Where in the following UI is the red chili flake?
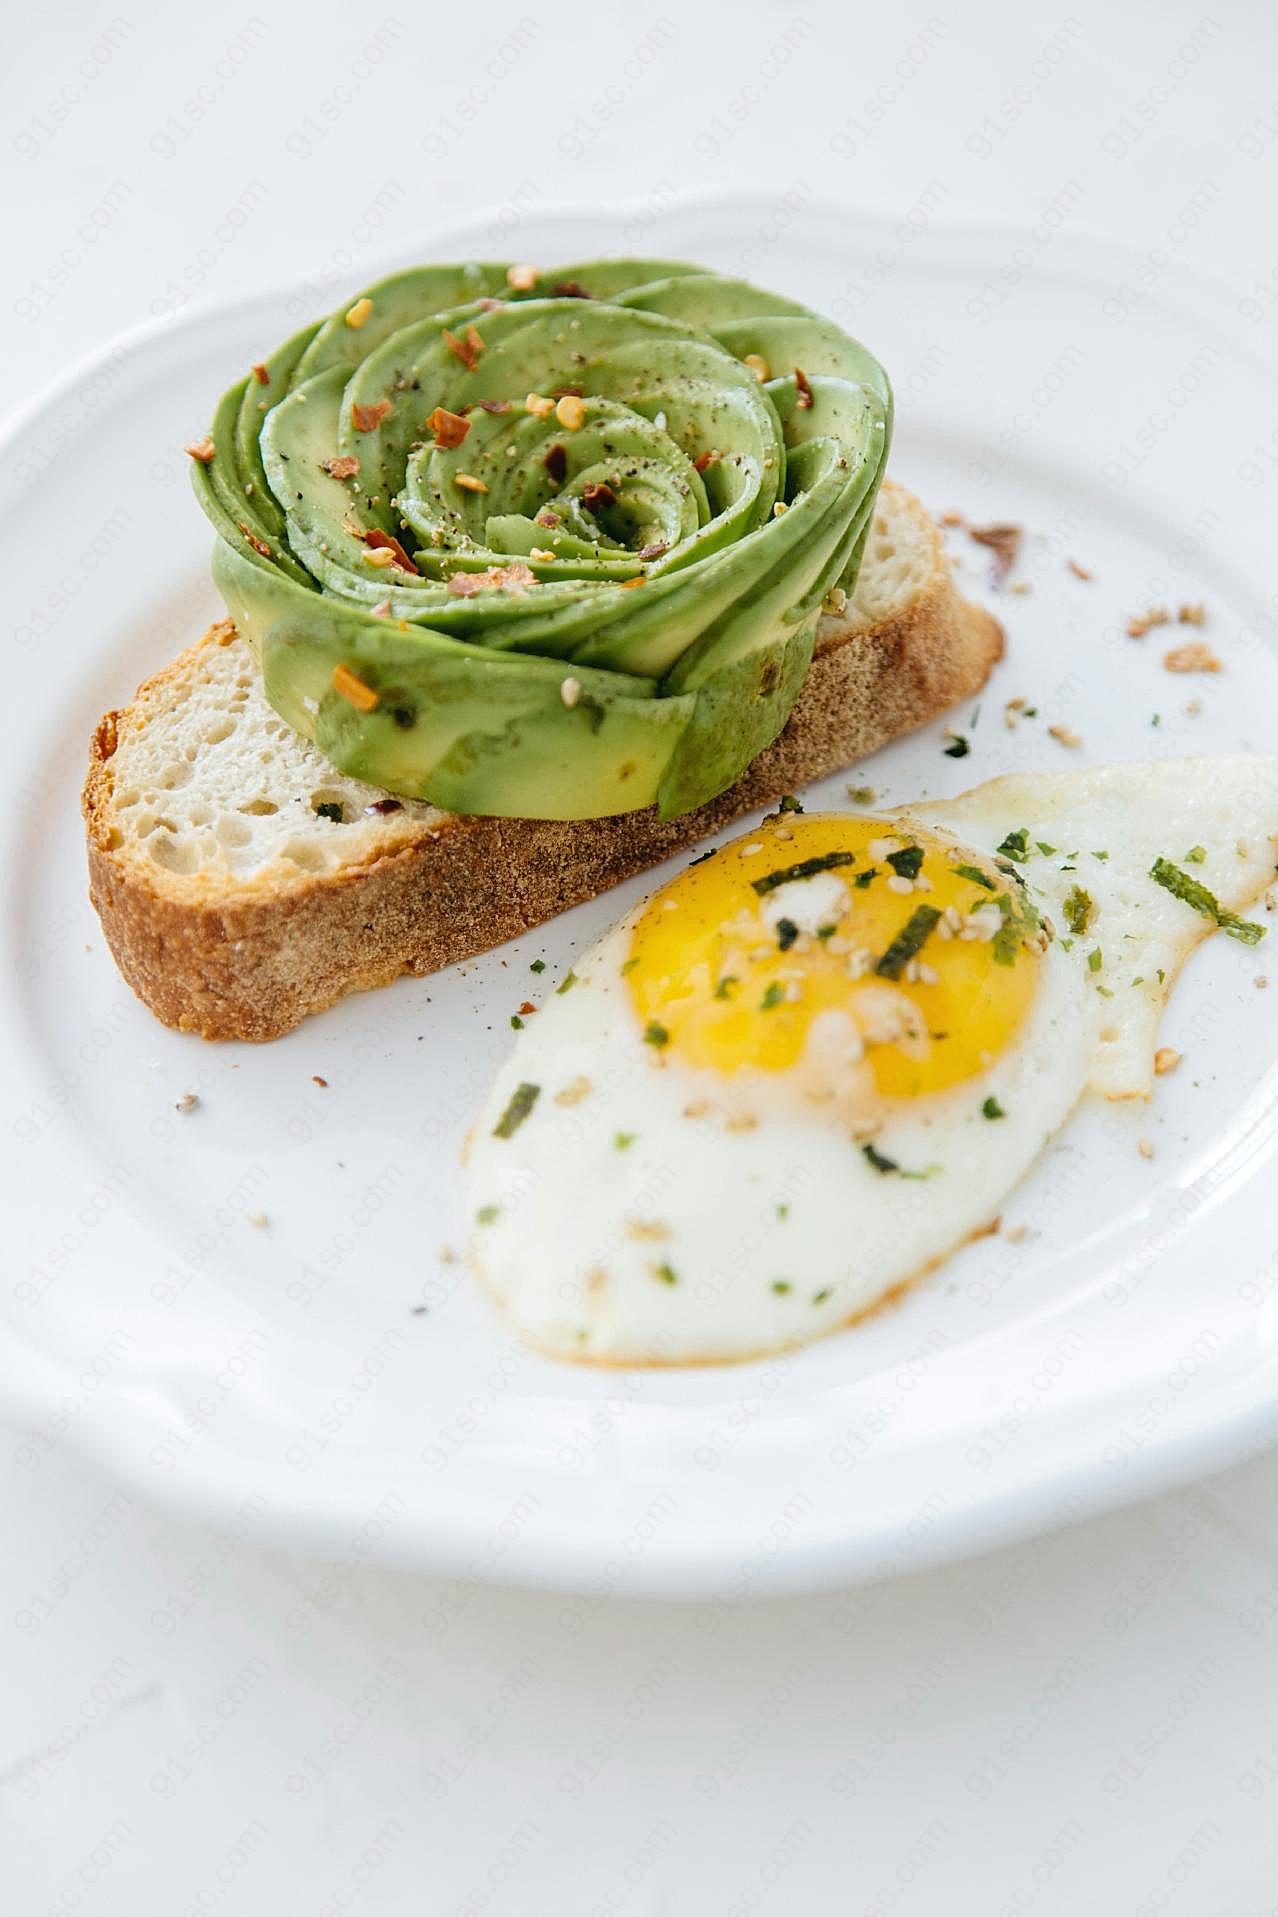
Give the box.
[442,325,484,370]
[551,280,591,299]
[550,383,584,399]
[238,522,272,557]
[426,406,472,449]
[794,366,813,410]
[582,481,618,511]
[693,449,720,473]
[251,362,270,385]
[518,1001,537,1016]
[366,798,404,814]
[322,454,361,480]
[637,541,668,562]
[351,399,392,432]
[477,397,513,414]
[543,443,568,482]
[969,522,1023,586]
[362,528,420,574]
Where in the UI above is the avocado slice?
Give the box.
[192,257,892,819]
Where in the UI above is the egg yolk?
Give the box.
[626,812,1044,1099]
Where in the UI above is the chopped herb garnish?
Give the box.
[529,958,546,973]
[713,975,739,1000]
[314,801,343,823]
[557,970,578,994]
[1092,850,1110,862]
[760,981,785,1011]
[1184,845,1206,864]
[816,923,837,941]
[887,846,925,880]
[644,1021,670,1047]
[771,1280,792,1295]
[776,1202,790,1221]
[752,850,855,895]
[876,905,942,980]
[614,1132,636,1151]
[510,1014,525,1029]
[955,863,995,890]
[847,785,875,805]
[997,828,1030,863]
[1156,968,1166,983]
[776,917,800,952]
[944,734,970,758]
[854,867,878,888]
[1087,947,1103,973]
[861,1141,934,1179]
[1063,885,1094,935]
[992,891,1041,966]
[777,793,804,814]
[621,956,639,975]
[1150,857,1266,944]
[476,1204,500,1224]
[982,1096,1006,1120]
[653,1261,678,1285]
[1036,841,1057,856]
[812,1287,832,1305]
[492,1081,539,1139]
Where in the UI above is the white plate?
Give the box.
[5,196,1278,1598]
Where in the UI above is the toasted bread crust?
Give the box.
[84,520,1002,1041]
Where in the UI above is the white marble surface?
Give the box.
[6,2,1278,1910]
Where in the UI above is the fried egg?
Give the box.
[468,758,1278,1364]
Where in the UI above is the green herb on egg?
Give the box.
[752,851,855,896]
[876,905,942,980]
[492,1081,539,1139]
[1150,857,1266,944]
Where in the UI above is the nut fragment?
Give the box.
[427,406,471,448]
[345,296,373,329]
[185,437,216,462]
[555,393,586,430]
[453,472,488,494]
[1127,607,1170,638]
[742,353,770,382]
[1164,642,1222,673]
[1154,1047,1181,1076]
[525,392,555,417]
[1177,601,1207,625]
[506,263,539,291]
[351,399,392,432]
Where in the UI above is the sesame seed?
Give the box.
[453,473,488,493]
[886,874,915,894]
[560,676,582,708]
[1137,1138,1154,1160]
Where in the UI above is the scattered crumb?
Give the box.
[1003,696,1031,731]
[1185,698,1202,715]
[1127,607,1171,638]
[1048,724,1083,749]
[846,785,876,805]
[938,509,964,527]
[1008,579,1032,596]
[1066,558,1093,580]
[439,1245,456,1264]
[1164,642,1223,673]
[1154,1047,1181,1076]
[1005,1223,1032,1244]
[246,1211,269,1229]
[1257,976,1270,991]
[175,1092,200,1114]
[968,522,1022,586]
[1177,601,1207,625]
[1137,1139,1155,1160]
[411,1304,430,1316]
[312,1075,328,1088]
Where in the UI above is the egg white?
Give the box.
[468,757,1278,1364]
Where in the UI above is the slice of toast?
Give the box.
[84,481,1001,1040]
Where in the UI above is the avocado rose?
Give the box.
[191,259,892,819]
